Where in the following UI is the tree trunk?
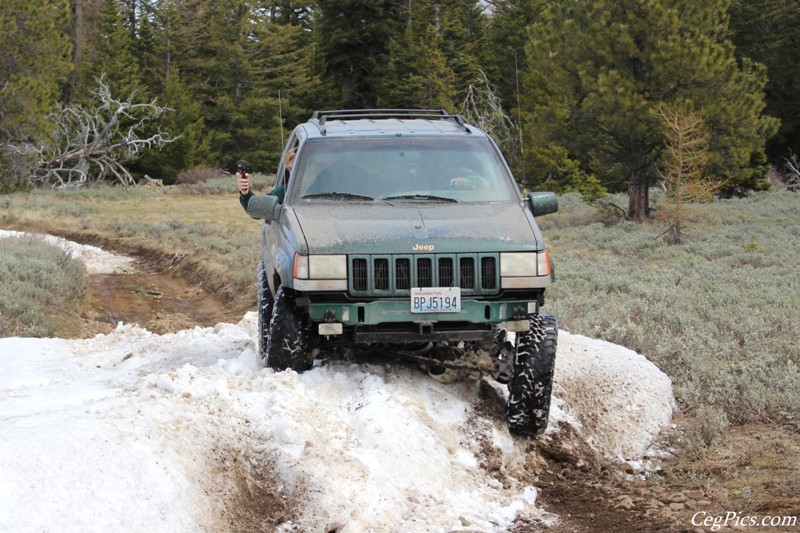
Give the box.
[627,169,650,221]
[627,137,650,221]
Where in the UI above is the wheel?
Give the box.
[264,286,312,372]
[257,261,274,363]
[507,313,558,437]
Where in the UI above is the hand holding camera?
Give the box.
[236,160,250,194]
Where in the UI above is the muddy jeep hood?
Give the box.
[290,203,543,255]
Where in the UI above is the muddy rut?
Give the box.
[62,257,242,338]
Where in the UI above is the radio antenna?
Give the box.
[278,89,285,148]
[515,52,525,185]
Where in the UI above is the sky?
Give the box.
[0,233,675,532]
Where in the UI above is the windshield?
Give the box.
[290,137,519,203]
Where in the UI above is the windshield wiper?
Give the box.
[302,191,376,201]
[381,194,459,203]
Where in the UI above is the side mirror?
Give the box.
[527,192,558,217]
[247,195,282,221]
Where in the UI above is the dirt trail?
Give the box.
[55,257,242,338]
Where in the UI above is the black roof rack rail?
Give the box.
[309,109,469,135]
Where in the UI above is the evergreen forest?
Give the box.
[1,0,798,219]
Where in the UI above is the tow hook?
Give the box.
[418,321,434,335]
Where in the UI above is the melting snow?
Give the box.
[0,229,134,274]
[0,316,674,532]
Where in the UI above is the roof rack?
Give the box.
[309,109,469,135]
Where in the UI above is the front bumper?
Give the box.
[307,298,539,326]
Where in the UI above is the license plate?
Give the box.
[410,287,461,313]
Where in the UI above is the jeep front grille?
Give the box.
[374,258,389,290]
[348,254,499,296]
[481,256,497,290]
[396,258,411,290]
[439,258,454,287]
[417,258,433,287]
[352,258,368,291]
[460,257,475,288]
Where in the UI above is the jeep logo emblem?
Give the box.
[412,244,435,252]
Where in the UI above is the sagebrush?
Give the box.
[0,237,87,337]
[542,192,800,425]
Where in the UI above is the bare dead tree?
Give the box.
[785,153,800,191]
[460,69,521,174]
[4,76,177,189]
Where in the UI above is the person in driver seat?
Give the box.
[237,147,297,212]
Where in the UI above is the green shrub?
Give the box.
[0,237,87,337]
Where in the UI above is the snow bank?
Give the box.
[0,230,134,274]
[553,331,676,459]
[0,314,673,532]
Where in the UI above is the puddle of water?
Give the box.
[75,265,243,337]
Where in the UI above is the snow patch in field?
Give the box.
[554,331,676,459]
[0,229,134,274]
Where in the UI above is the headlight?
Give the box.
[500,251,552,289]
[309,255,347,279]
[294,254,347,280]
[500,252,538,277]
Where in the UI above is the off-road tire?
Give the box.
[257,261,274,363]
[507,313,558,437]
[264,286,312,372]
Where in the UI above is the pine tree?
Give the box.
[316,0,404,107]
[435,0,485,101]
[377,23,456,111]
[729,0,800,161]
[0,0,72,143]
[0,0,72,190]
[521,0,778,221]
[161,0,254,168]
[69,0,103,98]
[377,28,421,108]
[77,0,142,101]
[136,2,160,92]
[267,0,316,26]
[251,21,319,132]
[149,0,188,85]
[399,0,485,106]
[132,66,211,182]
[408,24,456,110]
[484,0,544,116]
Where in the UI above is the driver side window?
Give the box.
[274,138,300,197]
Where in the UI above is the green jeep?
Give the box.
[246,110,559,436]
